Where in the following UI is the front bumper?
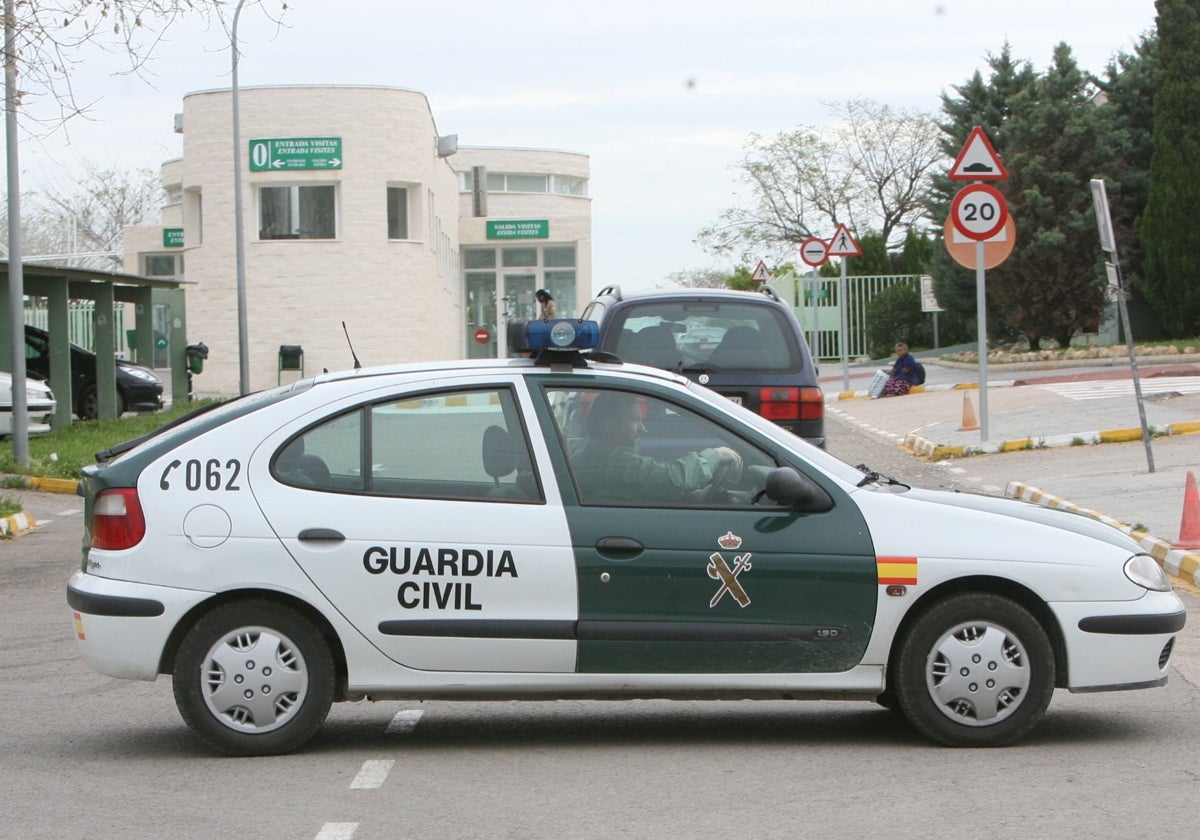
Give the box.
[1052,588,1186,691]
[67,571,212,681]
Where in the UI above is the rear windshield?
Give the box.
[606,301,800,372]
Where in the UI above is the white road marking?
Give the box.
[1038,377,1200,401]
[315,824,357,840]
[350,759,395,790]
[386,708,425,733]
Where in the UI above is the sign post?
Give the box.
[799,237,830,364]
[1091,178,1154,472]
[826,224,861,391]
[947,125,1011,442]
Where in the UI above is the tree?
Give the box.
[986,43,1114,349]
[12,165,163,268]
[1097,32,1160,334]
[927,45,1037,343]
[1138,0,1200,337]
[697,100,944,265]
[5,2,286,132]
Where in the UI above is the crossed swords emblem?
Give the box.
[707,551,752,608]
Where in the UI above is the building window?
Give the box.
[259,185,336,239]
[504,174,548,192]
[144,254,182,277]
[387,186,409,239]
[552,176,587,196]
[502,247,538,268]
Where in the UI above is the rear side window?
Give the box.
[273,387,542,503]
[607,301,799,372]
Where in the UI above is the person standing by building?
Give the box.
[535,289,557,320]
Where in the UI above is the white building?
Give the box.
[124,84,591,396]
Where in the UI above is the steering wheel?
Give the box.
[703,459,735,503]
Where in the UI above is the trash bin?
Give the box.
[185,342,209,375]
[278,345,304,383]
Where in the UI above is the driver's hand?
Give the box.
[715,447,743,480]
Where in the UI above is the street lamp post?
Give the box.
[232,0,250,394]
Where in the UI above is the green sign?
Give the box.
[486,219,549,240]
[163,228,184,248]
[249,137,343,171]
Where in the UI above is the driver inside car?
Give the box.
[569,391,742,503]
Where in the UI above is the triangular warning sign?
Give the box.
[827,224,861,257]
[750,260,771,283]
[949,126,1009,181]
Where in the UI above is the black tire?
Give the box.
[894,593,1055,747]
[76,385,99,421]
[172,601,334,756]
[75,384,126,420]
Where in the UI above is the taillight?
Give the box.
[91,488,146,550]
[759,386,824,421]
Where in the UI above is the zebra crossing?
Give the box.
[1036,376,1200,401]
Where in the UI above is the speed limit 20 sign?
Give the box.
[950,183,1009,241]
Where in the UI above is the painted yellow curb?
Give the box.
[28,476,81,494]
[0,511,37,537]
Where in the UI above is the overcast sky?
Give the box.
[8,0,1159,293]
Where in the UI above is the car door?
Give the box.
[532,379,877,675]
[251,376,579,673]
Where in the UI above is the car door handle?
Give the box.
[298,528,345,542]
[596,537,643,558]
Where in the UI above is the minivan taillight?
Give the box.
[759,386,824,421]
[91,488,146,550]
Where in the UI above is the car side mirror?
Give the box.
[764,466,834,512]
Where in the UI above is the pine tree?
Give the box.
[1138,0,1200,337]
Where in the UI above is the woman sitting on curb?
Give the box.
[883,341,921,397]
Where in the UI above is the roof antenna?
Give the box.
[343,321,362,370]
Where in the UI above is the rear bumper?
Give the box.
[67,570,211,681]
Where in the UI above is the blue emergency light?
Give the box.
[508,318,600,357]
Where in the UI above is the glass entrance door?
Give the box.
[499,273,537,356]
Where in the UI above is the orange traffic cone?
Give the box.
[1173,471,1200,550]
[958,393,980,432]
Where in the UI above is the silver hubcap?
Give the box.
[201,626,308,733]
[926,620,1030,727]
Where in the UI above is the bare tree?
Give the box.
[698,99,945,265]
[6,1,287,132]
[15,164,162,267]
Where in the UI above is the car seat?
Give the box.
[708,326,766,368]
[624,325,680,369]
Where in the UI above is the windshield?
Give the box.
[608,301,798,371]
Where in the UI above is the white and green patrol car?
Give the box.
[68,320,1185,755]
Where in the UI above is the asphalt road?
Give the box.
[2,422,1199,839]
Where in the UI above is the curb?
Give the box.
[831,381,1007,402]
[1006,481,1199,588]
[0,510,38,538]
[27,476,81,494]
[903,418,1200,461]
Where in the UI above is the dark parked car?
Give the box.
[24,324,163,420]
[582,285,825,446]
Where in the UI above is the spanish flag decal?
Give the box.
[877,556,918,586]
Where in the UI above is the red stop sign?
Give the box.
[474,328,490,344]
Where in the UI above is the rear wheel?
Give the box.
[172,601,334,756]
[895,593,1055,747]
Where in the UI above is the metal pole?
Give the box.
[5,0,28,465]
[839,259,849,391]
[1113,258,1155,472]
[232,0,250,394]
[975,239,989,441]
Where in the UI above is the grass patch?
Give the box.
[0,495,21,517]
[0,400,221,480]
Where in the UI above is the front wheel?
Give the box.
[172,601,334,756]
[894,593,1055,747]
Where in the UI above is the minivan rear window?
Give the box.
[607,302,798,372]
